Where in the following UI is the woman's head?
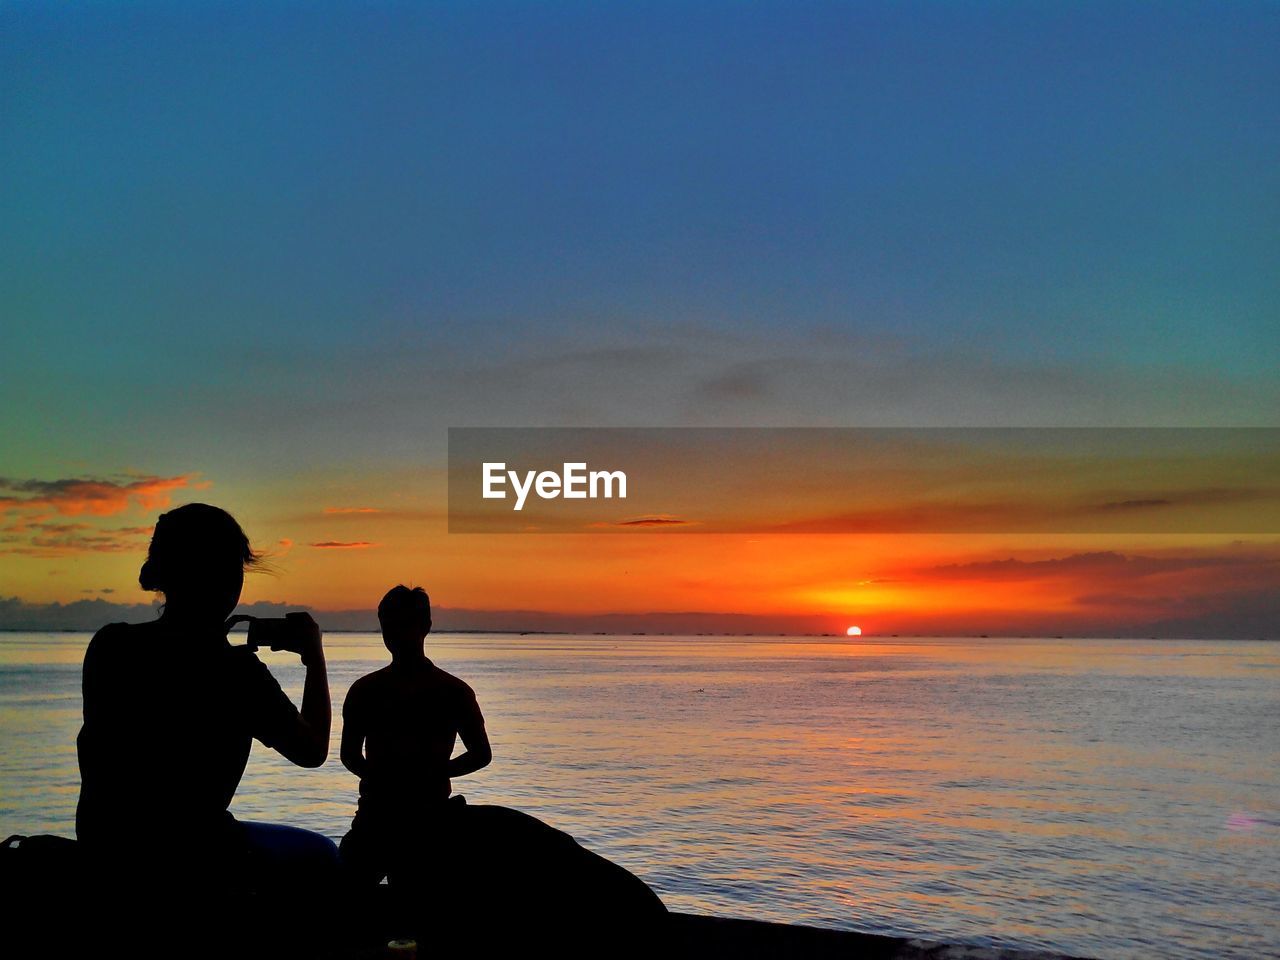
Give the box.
[140,503,259,620]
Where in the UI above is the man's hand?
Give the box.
[448,721,492,779]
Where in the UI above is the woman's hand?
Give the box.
[227,613,324,666]
[282,612,324,667]
[274,612,331,768]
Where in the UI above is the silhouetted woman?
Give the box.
[75,503,337,943]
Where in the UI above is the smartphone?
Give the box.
[246,617,294,651]
[225,614,300,652]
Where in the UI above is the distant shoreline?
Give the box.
[0,628,1273,641]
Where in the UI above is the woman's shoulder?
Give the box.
[91,620,133,637]
[82,620,161,682]
[92,617,164,636]
[85,620,152,654]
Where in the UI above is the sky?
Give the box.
[2,2,1278,635]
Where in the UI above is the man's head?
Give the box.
[378,585,432,658]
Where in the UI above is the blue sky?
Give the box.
[6,4,1277,424]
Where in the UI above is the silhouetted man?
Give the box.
[338,585,491,893]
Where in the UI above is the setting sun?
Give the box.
[846,625,862,636]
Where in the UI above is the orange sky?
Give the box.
[3,471,1277,636]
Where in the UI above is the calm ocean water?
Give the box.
[1,632,1276,959]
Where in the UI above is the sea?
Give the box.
[1,632,1276,959]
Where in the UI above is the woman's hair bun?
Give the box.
[138,557,162,592]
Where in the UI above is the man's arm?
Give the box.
[340,686,369,779]
[447,695,491,779]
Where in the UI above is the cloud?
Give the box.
[0,474,198,556]
[309,541,379,549]
[518,345,683,374]
[764,500,1050,534]
[1091,488,1272,512]
[608,515,693,527]
[0,475,195,517]
[692,363,772,402]
[189,322,1280,461]
[0,596,162,630]
[1059,583,1280,638]
[0,597,310,631]
[1142,588,1280,638]
[913,550,1271,582]
[764,485,1275,534]
[0,521,154,557]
